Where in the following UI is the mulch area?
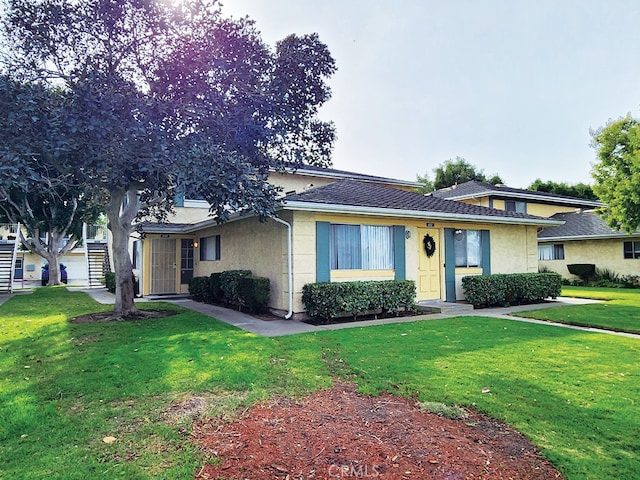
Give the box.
[192,382,563,480]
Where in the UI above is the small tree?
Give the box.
[591,115,640,233]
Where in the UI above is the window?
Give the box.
[538,244,565,260]
[200,235,221,261]
[330,224,394,270]
[454,229,482,267]
[623,241,640,259]
[505,200,526,213]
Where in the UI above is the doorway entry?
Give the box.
[417,228,441,300]
[151,238,176,294]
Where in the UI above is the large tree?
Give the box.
[0,76,102,285]
[1,0,336,317]
[591,115,640,233]
[417,157,503,192]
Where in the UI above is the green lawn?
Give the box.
[1,287,639,479]
[515,286,640,334]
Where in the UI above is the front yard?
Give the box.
[0,287,638,479]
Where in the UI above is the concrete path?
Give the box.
[2,287,638,339]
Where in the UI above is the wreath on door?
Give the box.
[423,233,436,258]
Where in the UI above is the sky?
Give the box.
[220,0,640,188]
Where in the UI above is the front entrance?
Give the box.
[417,228,441,300]
[151,238,177,294]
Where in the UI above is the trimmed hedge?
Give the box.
[462,272,562,308]
[188,270,270,313]
[302,280,417,321]
[105,271,116,293]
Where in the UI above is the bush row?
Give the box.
[302,280,417,321]
[188,270,270,313]
[462,272,562,308]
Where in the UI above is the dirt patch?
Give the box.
[193,383,563,479]
[69,309,178,323]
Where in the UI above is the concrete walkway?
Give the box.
[56,287,639,339]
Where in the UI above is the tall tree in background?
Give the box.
[1,0,336,317]
[416,157,503,192]
[591,115,640,233]
[0,76,101,285]
[527,178,597,201]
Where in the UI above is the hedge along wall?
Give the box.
[461,272,562,308]
[301,280,416,321]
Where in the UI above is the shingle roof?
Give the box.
[432,180,602,208]
[284,180,557,223]
[538,211,640,240]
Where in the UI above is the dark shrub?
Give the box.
[188,276,210,302]
[567,264,596,282]
[209,272,223,303]
[105,271,116,293]
[220,270,252,308]
[237,275,270,313]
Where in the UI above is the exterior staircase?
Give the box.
[86,242,109,288]
[0,243,15,293]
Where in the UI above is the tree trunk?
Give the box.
[106,189,138,318]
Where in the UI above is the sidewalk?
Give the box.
[64,287,640,339]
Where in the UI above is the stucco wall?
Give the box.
[194,216,288,312]
[540,238,640,278]
[490,224,539,274]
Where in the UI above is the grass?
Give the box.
[1,286,639,479]
[515,286,640,334]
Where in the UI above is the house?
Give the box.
[432,180,640,281]
[538,210,640,279]
[135,168,561,318]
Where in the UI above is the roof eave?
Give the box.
[283,201,563,226]
[276,166,421,188]
[538,232,640,242]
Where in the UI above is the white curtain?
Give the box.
[361,225,394,270]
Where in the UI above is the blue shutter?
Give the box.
[481,230,491,275]
[444,228,456,302]
[393,226,406,280]
[316,222,331,282]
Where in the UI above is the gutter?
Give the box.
[282,201,565,227]
[270,215,294,319]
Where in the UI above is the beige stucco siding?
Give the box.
[193,217,288,311]
[490,224,539,274]
[525,203,577,218]
[540,238,640,278]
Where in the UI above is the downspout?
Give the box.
[271,216,293,319]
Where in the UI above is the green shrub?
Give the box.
[209,272,223,303]
[237,276,270,313]
[188,276,210,302]
[462,272,562,308]
[219,270,252,308]
[621,275,640,289]
[302,280,417,321]
[105,271,116,293]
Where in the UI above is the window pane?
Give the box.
[553,244,565,260]
[538,245,553,261]
[624,241,633,259]
[454,230,467,267]
[200,235,220,261]
[331,224,361,269]
[466,230,482,267]
[361,225,394,270]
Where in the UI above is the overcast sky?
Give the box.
[221,0,640,188]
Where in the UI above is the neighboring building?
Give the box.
[538,210,640,279]
[135,168,561,318]
[433,180,640,281]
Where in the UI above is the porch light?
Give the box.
[192,241,199,248]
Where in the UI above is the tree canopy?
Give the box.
[416,157,504,192]
[591,115,640,233]
[0,0,337,316]
[526,179,597,201]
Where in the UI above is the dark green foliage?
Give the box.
[219,270,253,309]
[567,264,596,281]
[237,276,271,313]
[188,276,211,302]
[302,280,416,321]
[462,273,562,308]
[105,271,116,293]
[527,178,598,201]
[209,272,224,303]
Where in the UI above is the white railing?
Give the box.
[86,224,108,242]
